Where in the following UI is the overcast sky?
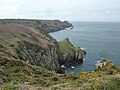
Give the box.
[0,0,120,21]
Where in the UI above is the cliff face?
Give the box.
[0,19,84,71]
[0,19,74,72]
[0,23,60,71]
[58,38,86,67]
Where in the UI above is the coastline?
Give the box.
[0,19,120,90]
[49,21,120,73]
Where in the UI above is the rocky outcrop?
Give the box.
[58,38,86,68]
[95,58,120,75]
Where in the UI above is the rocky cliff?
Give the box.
[58,38,86,67]
[0,19,85,72]
[0,23,60,71]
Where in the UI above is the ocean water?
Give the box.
[49,22,120,73]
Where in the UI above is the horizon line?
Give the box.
[0,18,120,22]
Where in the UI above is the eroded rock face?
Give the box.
[16,40,60,71]
[58,38,86,67]
[0,20,79,72]
[0,23,60,71]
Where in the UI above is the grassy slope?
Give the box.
[0,19,72,33]
[0,23,52,49]
[0,23,60,71]
[58,37,75,57]
[0,55,120,90]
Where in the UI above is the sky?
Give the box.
[0,0,120,21]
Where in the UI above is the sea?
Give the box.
[49,21,120,73]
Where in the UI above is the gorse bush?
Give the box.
[1,84,19,90]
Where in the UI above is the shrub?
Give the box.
[1,84,19,90]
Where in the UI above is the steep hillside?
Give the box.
[0,56,120,90]
[0,23,60,71]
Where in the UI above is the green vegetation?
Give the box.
[0,55,120,90]
[1,84,19,90]
[58,37,75,59]
[58,38,84,67]
[108,79,120,90]
[95,59,120,75]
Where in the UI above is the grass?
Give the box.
[58,37,75,56]
[58,37,76,65]
[108,79,120,90]
[1,84,19,90]
[58,37,84,67]
[0,53,120,90]
[0,56,55,84]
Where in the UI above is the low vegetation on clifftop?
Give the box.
[0,56,120,90]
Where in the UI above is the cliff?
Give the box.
[0,23,60,71]
[0,19,84,72]
[58,38,86,67]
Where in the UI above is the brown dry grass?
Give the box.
[0,23,54,49]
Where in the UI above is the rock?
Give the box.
[0,23,60,71]
[58,38,86,67]
[95,58,120,75]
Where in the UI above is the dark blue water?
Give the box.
[49,22,120,73]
